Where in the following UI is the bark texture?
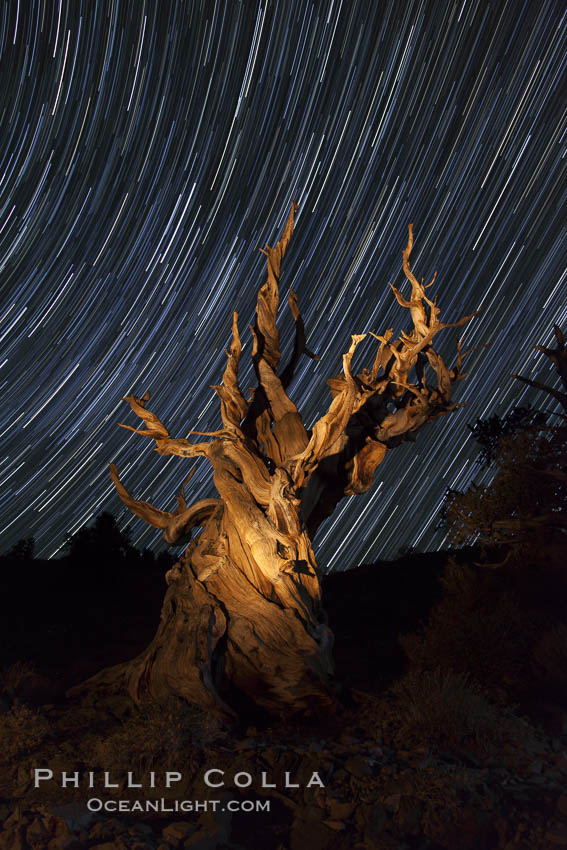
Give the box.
[68,202,478,717]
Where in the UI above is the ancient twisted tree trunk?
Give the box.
[69,202,479,718]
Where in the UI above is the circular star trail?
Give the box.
[0,0,565,570]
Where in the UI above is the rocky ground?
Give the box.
[1,689,567,850]
[1,547,566,849]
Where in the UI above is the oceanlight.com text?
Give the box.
[86,798,271,814]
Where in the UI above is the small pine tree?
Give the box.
[64,512,139,565]
[2,537,35,560]
[467,405,547,467]
[442,327,567,551]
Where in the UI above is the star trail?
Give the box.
[0,0,565,570]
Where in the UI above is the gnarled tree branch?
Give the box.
[110,464,221,546]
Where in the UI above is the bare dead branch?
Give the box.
[369,328,394,381]
[211,312,249,432]
[294,225,481,516]
[289,334,366,487]
[119,392,169,438]
[110,463,221,545]
[451,340,490,381]
[250,327,309,464]
[511,374,567,411]
[344,438,388,495]
[241,201,320,463]
[278,289,319,388]
[254,200,299,372]
[175,470,195,512]
[119,394,211,459]
[535,324,567,390]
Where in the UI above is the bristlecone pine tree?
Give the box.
[445,325,567,550]
[70,202,479,719]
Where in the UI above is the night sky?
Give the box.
[1,0,565,570]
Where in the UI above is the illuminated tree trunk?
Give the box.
[69,202,479,718]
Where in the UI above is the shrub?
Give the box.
[1,536,35,560]
[0,703,50,761]
[399,558,541,697]
[531,622,567,697]
[388,668,532,756]
[0,660,38,698]
[443,424,567,550]
[90,698,222,772]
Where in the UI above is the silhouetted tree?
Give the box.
[64,512,139,565]
[467,405,547,468]
[2,537,35,560]
[444,327,567,550]
[155,549,176,572]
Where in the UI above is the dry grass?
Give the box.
[89,697,223,772]
[399,559,540,696]
[387,668,537,757]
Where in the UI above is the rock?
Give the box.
[293,805,325,824]
[327,797,356,820]
[130,822,155,837]
[338,734,359,746]
[234,739,257,750]
[0,826,28,850]
[355,803,390,844]
[26,815,50,843]
[290,817,334,850]
[49,803,99,833]
[383,794,401,813]
[162,821,197,845]
[47,837,83,850]
[546,821,567,846]
[534,703,567,736]
[557,795,567,816]
[3,809,25,830]
[49,816,71,841]
[91,844,123,850]
[553,752,567,772]
[89,819,128,839]
[322,819,345,830]
[182,825,225,849]
[394,796,423,836]
[344,755,372,778]
[13,765,33,797]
